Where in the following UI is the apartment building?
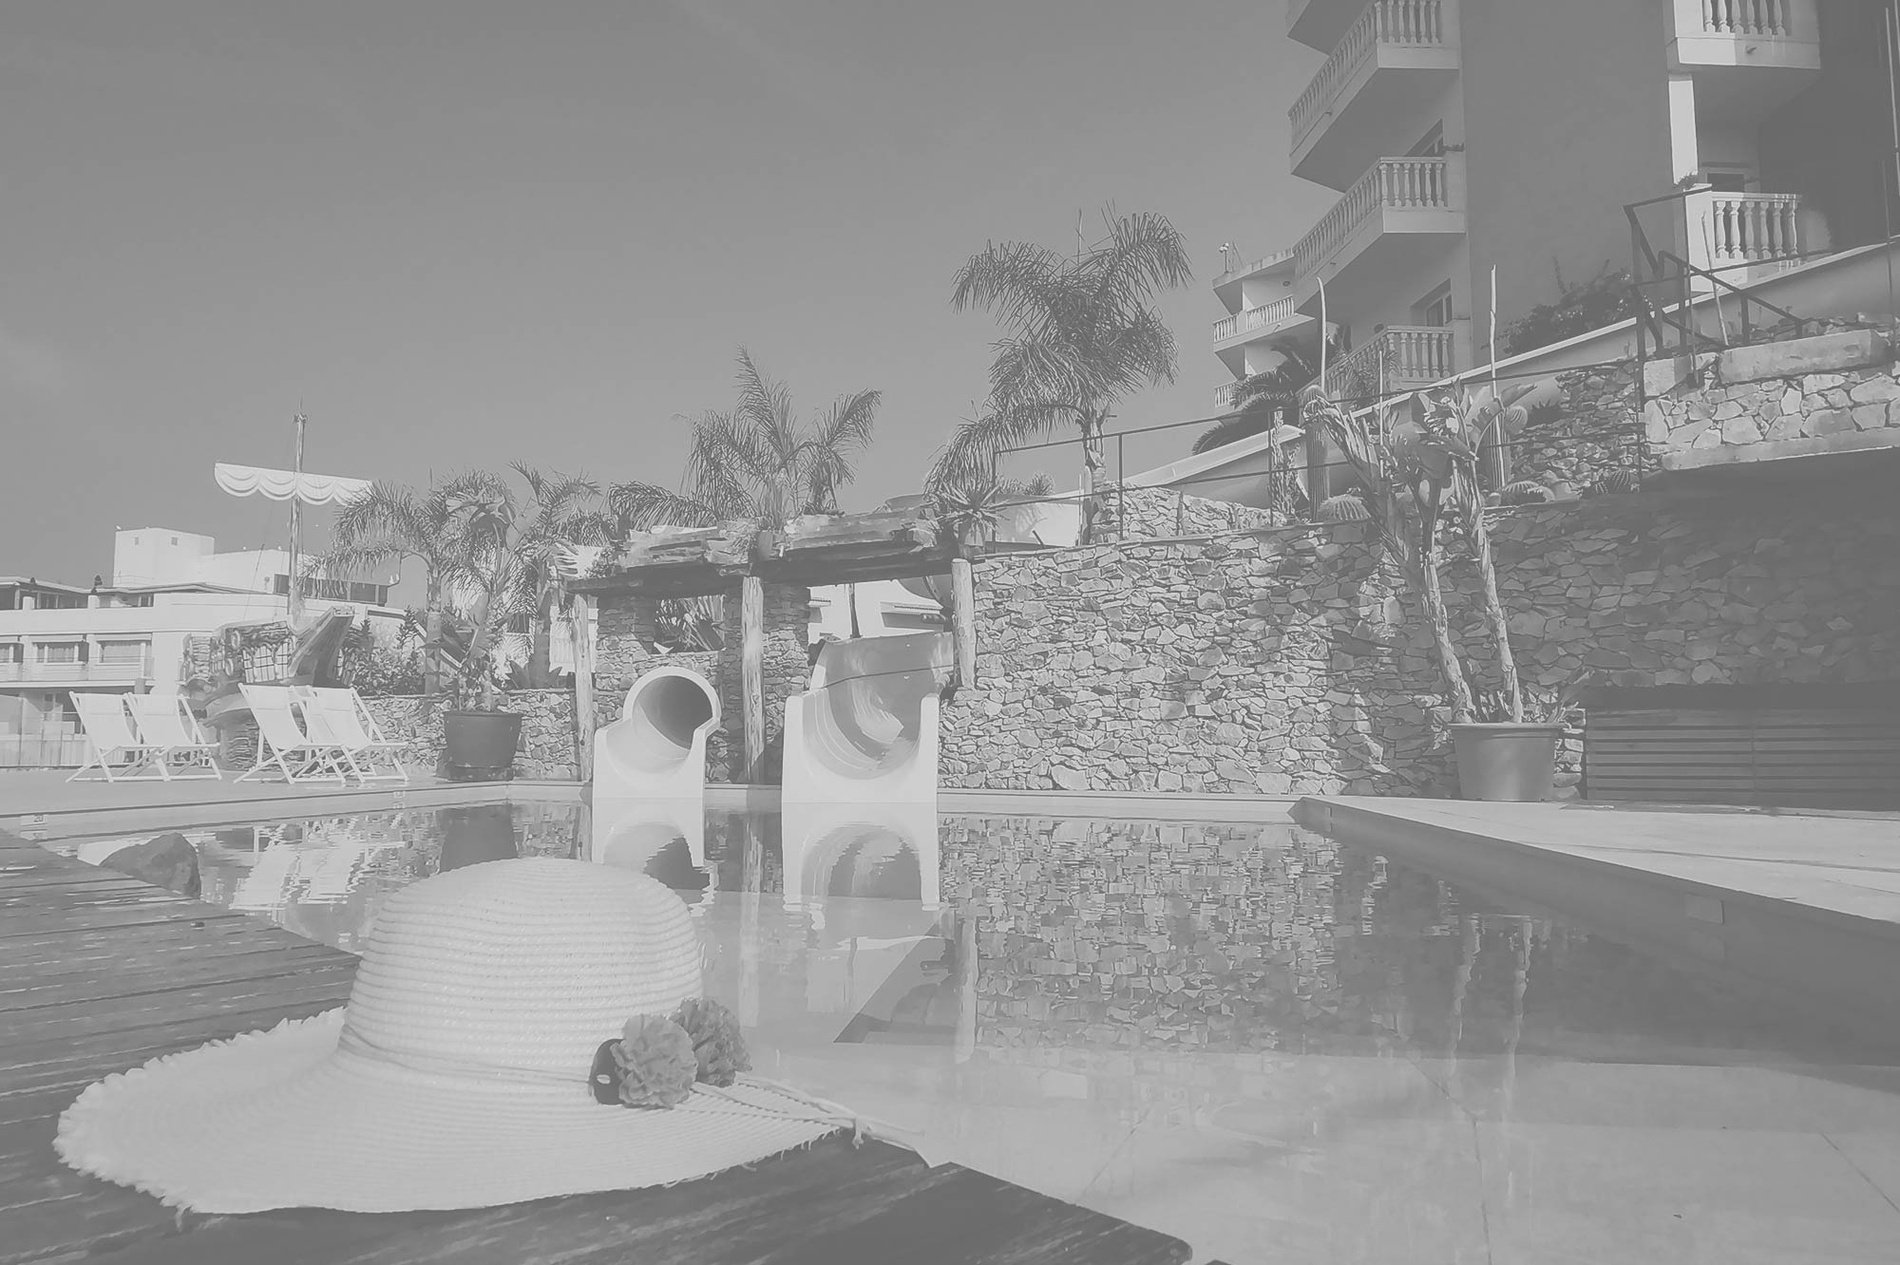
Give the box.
[1213,0,1891,406]
[0,530,397,768]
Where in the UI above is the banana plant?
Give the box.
[1299,386,1477,723]
[1419,380,1561,724]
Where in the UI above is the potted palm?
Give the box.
[322,465,613,782]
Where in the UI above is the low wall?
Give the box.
[941,486,1900,796]
[364,690,578,781]
[1647,329,1898,467]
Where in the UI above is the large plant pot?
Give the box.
[444,709,523,782]
[1451,722,1564,802]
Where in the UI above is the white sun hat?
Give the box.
[56,857,855,1214]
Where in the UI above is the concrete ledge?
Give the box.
[1660,426,1900,473]
[1296,795,1900,1044]
[5,777,582,841]
[1714,328,1890,386]
[941,787,1296,821]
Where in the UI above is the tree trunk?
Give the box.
[526,587,555,688]
[1077,415,1104,546]
[1416,528,1476,724]
[1464,500,1524,722]
[570,592,597,784]
[739,575,766,783]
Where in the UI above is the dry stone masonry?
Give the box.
[941,485,1900,796]
[1646,329,1898,469]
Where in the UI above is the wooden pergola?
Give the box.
[562,512,978,784]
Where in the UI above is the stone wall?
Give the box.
[1513,361,1643,494]
[592,581,810,784]
[1646,329,1898,468]
[1106,485,1282,541]
[942,486,1900,796]
[364,689,578,780]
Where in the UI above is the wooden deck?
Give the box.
[0,835,1190,1265]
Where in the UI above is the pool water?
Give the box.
[59,804,1900,1263]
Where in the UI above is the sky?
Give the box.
[1,1,1331,589]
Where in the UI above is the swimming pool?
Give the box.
[56,804,1900,1262]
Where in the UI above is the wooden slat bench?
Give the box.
[1583,684,1900,810]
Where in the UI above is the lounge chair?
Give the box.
[236,685,348,785]
[67,693,169,783]
[126,694,223,781]
[295,687,410,784]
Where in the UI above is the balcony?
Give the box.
[1685,191,1805,289]
[1289,1,1461,191]
[1669,0,1820,121]
[1324,326,1456,399]
[1287,0,1372,52]
[1293,155,1465,306]
[0,657,155,685]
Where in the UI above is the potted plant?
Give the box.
[1454,671,1593,802]
[322,465,616,782]
[1422,381,1573,800]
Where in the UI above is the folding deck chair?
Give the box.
[67,693,169,783]
[126,693,223,780]
[236,684,349,785]
[295,687,410,784]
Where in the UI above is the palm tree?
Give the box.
[319,465,614,701]
[606,348,881,532]
[1194,342,1334,455]
[941,207,1192,544]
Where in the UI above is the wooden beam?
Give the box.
[569,592,597,785]
[739,574,765,784]
[950,556,977,690]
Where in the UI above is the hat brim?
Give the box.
[56,1008,839,1214]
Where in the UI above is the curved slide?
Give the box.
[781,631,954,805]
[594,666,721,801]
[591,667,720,902]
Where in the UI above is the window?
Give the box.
[1414,281,1454,327]
[98,640,150,665]
[35,642,83,665]
[1701,168,1751,193]
[0,644,21,665]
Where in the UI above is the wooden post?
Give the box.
[569,592,597,785]
[739,574,765,784]
[950,555,977,690]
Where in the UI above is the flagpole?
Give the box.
[288,413,306,626]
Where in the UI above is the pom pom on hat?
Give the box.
[675,998,751,1088]
[610,1015,697,1108]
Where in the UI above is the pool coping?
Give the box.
[1297,794,1900,939]
[7,779,1298,841]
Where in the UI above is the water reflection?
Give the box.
[59,807,1900,1071]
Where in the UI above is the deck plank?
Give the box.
[0,835,1190,1265]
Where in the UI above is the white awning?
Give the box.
[214,463,371,506]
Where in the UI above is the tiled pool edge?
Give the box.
[9,779,1298,841]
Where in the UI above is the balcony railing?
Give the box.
[1294,155,1455,279]
[0,657,154,684]
[1290,1,1449,146]
[1689,191,1802,271]
[1697,0,1795,37]
[1212,295,1301,344]
[1326,326,1456,398]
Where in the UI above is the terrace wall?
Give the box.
[940,487,1900,796]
